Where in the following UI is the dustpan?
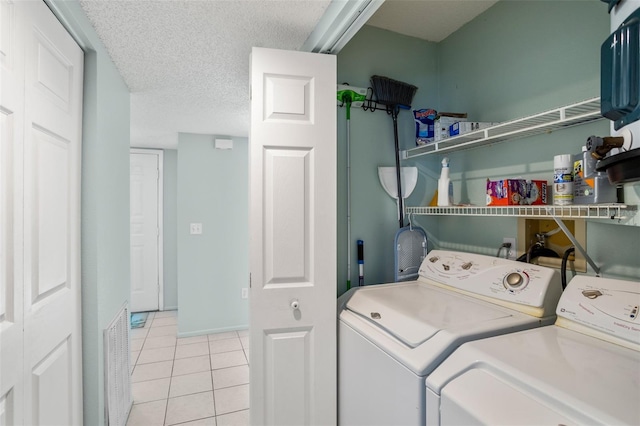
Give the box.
[378,167,418,221]
[394,220,427,282]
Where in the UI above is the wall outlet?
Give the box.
[190,223,203,235]
[241,288,248,299]
[503,237,517,260]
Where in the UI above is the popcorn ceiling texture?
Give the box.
[79,0,331,148]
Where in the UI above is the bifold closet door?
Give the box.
[0,1,84,424]
[249,47,337,425]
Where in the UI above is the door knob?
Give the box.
[290,300,300,310]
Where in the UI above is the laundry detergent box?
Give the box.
[449,121,500,136]
[486,179,547,206]
[414,108,437,146]
[434,112,467,141]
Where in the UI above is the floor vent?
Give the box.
[104,304,133,426]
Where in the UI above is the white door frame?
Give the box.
[130,148,164,311]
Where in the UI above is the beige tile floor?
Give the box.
[127,311,250,426]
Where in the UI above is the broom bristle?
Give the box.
[371,75,417,108]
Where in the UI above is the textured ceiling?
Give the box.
[79,0,331,148]
[79,0,497,149]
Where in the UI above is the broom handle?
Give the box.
[392,107,404,228]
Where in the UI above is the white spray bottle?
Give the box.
[437,157,453,206]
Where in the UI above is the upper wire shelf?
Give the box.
[403,97,604,159]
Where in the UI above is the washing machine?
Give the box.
[426,275,640,425]
[337,249,563,426]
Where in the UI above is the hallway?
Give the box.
[126,311,249,425]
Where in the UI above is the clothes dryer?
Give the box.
[426,275,640,425]
[338,250,563,425]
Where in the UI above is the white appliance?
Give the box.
[338,250,563,425]
[426,275,640,425]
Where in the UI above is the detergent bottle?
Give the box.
[437,157,453,206]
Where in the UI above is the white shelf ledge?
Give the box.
[406,204,636,222]
[403,97,603,159]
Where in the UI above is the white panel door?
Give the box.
[249,47,337,425]
[0,0,25,423]
[0,1,84,424]
[130,150,162,313]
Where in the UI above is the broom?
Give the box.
[371,76,417,228]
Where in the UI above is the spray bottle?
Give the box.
[437,157,453,206]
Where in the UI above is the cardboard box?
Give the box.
[449,121,500,136]
[486,179,547,206]
[434,113,467,141]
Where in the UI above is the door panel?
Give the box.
[31,338,72,425]
[30,128,70,302]
[250,47,336,425]
[264,148,311,284]
[263,328,313,425]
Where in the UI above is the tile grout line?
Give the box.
[210,338,217,422]
[164,320,178,426]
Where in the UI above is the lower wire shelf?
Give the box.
[406,204,636,222]
[406,203,638,274]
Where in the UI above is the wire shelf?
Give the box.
[403,98,604,159]
[406,204,636,221]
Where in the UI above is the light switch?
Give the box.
[190,223,203,235]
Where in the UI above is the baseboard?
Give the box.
[177,324,249,338]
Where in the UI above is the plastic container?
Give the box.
[573,147,617,204]
[437,158,453,206]
[553,154,573,205]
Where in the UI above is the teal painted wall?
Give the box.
[337,26,440,291]
[48,1,131,425]
[163,149,178,310]
[177,134,249,336]
[337,0,639,295]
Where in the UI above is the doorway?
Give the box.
[130,149,164,312]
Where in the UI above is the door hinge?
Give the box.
[249,273,251,288]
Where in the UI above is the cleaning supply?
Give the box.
[357,240,364,286]
[553,154,573,205]
[413,108,436,145]
[573,146,617,204]
[337,85,367,291]
[370,75,418,228]
[437,157,453,206]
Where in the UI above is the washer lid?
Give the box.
[345,282,512,348]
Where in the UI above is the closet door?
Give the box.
[0,1,84,424]
[249,47,337,425]
[0,0,26,423]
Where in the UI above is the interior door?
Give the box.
[1,0,84,424]
[249,47,337,425]
[130,149,162,313]
[1,0,25,423]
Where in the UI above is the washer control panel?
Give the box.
[557,275,640,344]
[418,250,561,309]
